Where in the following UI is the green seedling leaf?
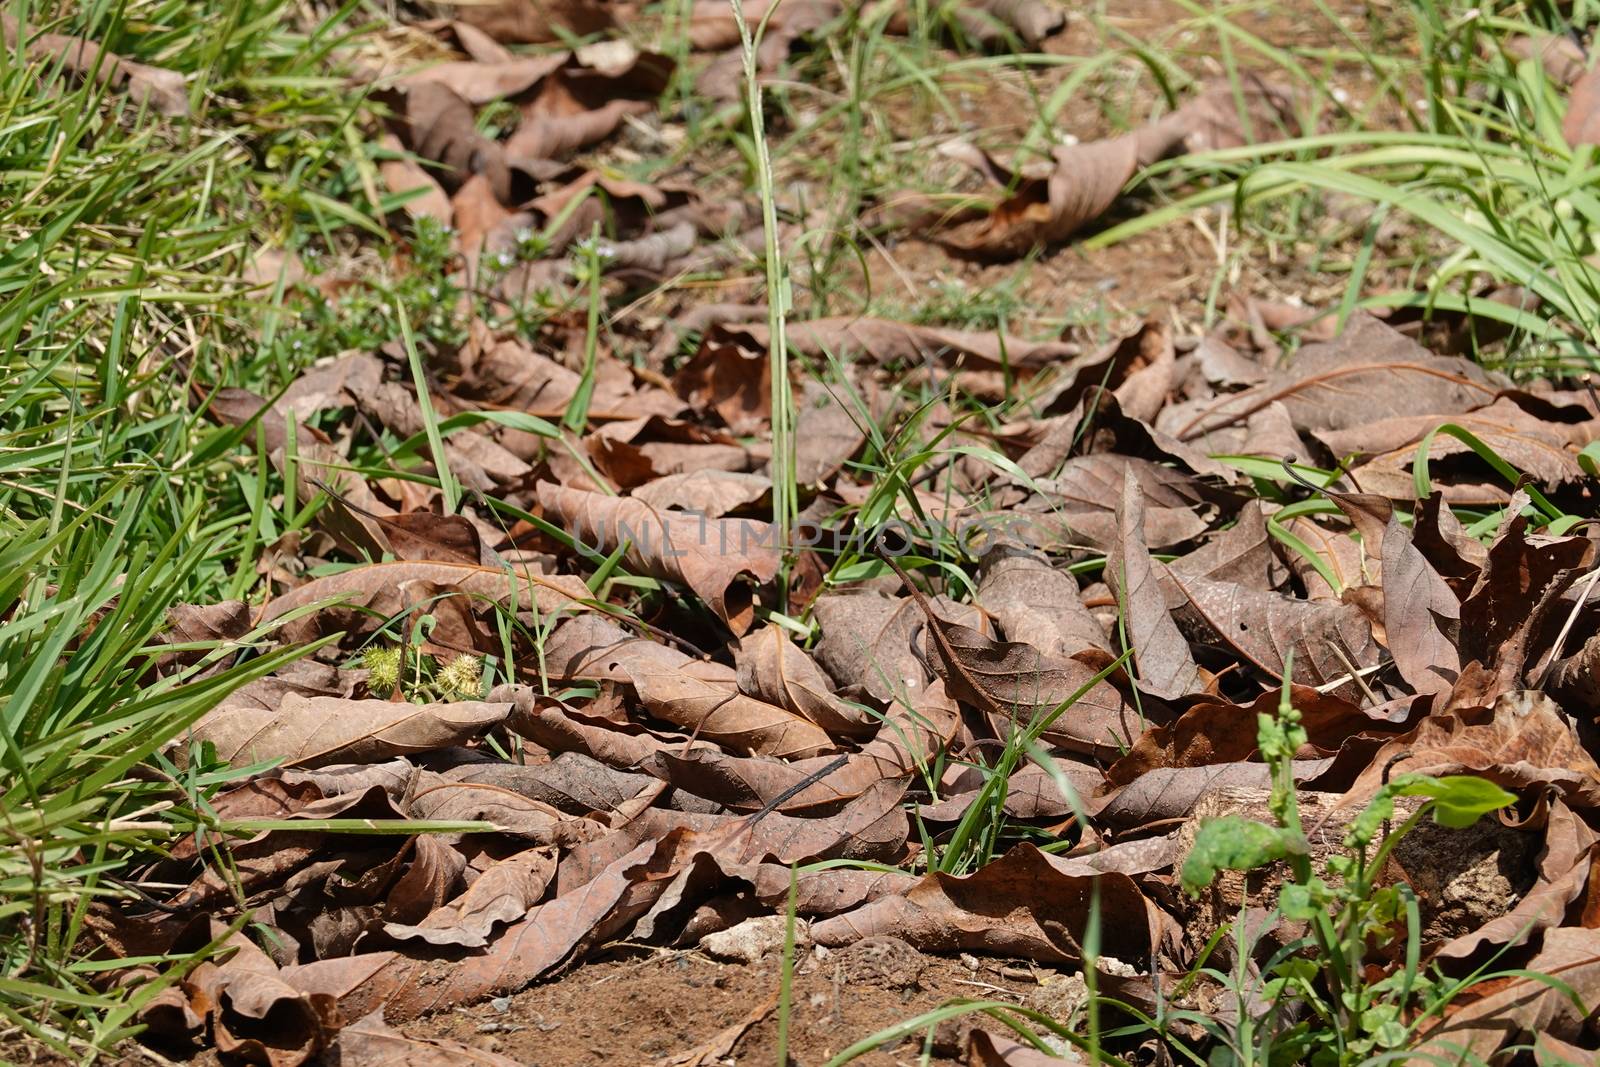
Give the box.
[1180,815,1307,896]
[1394,774,1517,829]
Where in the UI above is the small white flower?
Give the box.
[496,251,514,267]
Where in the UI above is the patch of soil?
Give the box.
[409,944,1057,1066]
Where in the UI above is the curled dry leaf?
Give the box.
[645,683,960,813]
[1412,927,1600,1063]
[537,614,835,758]
[811,844,1159,968]
[382,848,557,949]
[735,624,877,738]
[920,76,1300,258]
[536,481,780,632]
[1352,690,1600,808]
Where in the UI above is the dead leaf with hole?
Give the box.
[1351,690,1600,809]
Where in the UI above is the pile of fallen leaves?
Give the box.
[38,2,1600,1065]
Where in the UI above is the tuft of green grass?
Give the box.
[0,0,392,1053]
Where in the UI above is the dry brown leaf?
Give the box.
[260,560,591,640]
[629,668,835,759]
[280,837,658,1021]
[1567,63,1600,147]
[810,591,984,703]
[536,481,780,632]
[736,624,876,738]
[1380,514,1462,697]
[969,1031,1083,1065]
[329,1010,525,1065]
[441,752,655,813]
[1105,468,1202,700]
[382,848,556,949]
[1459,513,1593,695]
[200,931,338,1067]
[793,378,868,484]
[384,82,536,204]
[377,132,452,224]
[926,76,1298,257]
[2,14,187,116]
[1090,759,1334,829]
[1018,453,1212,551]
[1170,313,1505,441]
[1434,800,1597,961]
[976,540,1108,656]
[1161,567,1379,694]
[446,0,618,44]
[711,316,1079,372]
[401,48,565,104]
[181,697,511,770]
[536,613,835,757]
[1413,927,1600,1062]
[810,844,1159,967]
[632,470,771,518]
[883,554,1140,756]
[1353,690,1600,808]
[646,685,960,813]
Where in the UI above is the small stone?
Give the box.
[700,915,807,965]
